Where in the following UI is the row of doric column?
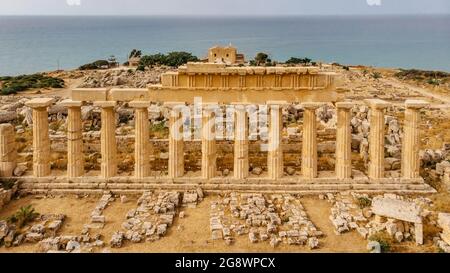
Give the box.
[23,98,428,180]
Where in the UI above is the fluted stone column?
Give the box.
[166,102,185,178]
[130,101,150,179]
[335,102,353,179]
[267,101,285,179]
[60,99,84,178]
[365,99,390,179]
[402,100,429,179]
[25,98,55,177]
[233,103,249,179]
[0,124,17,177]
[302,102,322,179]
[94,101,117,178]
[201,105,217,179]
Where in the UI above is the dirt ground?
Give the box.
[0,193,441,253]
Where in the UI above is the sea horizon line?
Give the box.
[1,13,449,17]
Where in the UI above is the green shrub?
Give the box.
[7,205,39,228]
[369,232,393,253]
[0,179,16,190]
[356,197,372,209]
[372,72,382,79]
[286,57,312,66]
[138,52,199,69]
[165,52,199,67]
[79,60,109,70]
[0,74,64,95]
[427,78,440,85]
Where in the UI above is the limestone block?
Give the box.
[72,88,108,102]
[372,197,422,224]
[438,213,450,245]
[110,88,149,102]
[0,124,17,177]
[436,161,450,176]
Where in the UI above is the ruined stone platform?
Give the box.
[16,172,435,195]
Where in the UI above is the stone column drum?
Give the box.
[402,100,429,179]
[365,99,390,179]
[166,102,185,178]
[335,102,353,179]
[25,98,55,177]
[130,101,151,179]
[0,124,17,177]
[267,102,285,179]
[94,101,117,178]
[233,104,249,179]
[302,102,322,179]
[60,99,84,178]
[201,105,217,179]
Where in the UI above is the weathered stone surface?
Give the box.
[0,220,9,240]
[308,237,319,249]
[372,197,422,223]
[110,231,124,248]
[25,232,44,243]
[438,213,450,230]
[13,164,27,177]
[66,240,81,252]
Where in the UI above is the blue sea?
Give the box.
[0,15,449,76]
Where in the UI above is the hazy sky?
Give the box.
[0,0,449,16]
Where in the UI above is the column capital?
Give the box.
[364,99,390,109]
[25,98,55,109]
[94,101,117,108]
[59,99,84,108]
[336,101,354,110]
[405,100,429,109]
[301,102,323,110]
[129,101,151,109]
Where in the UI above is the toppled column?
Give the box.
[166,102,185,178]
[60,100,84,178]
[130,101,151,179]
[402,100,429,179]
[302,102,322,179]
[335,102,353,179]
[233,103,249,179]
[201,104,217,179]
[364,99,390,179]
[25,98,55,177]
[94,101,117,178]
[0,124,17,177]
[267,101,285,179]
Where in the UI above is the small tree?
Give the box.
[254,52,269,66]
[129,49,142,59]
[164,51,199,67]
[285,57,312,66]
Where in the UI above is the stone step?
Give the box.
[18,181,436,195]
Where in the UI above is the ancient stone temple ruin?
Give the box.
[0,58,435,195]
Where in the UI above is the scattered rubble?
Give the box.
[110,190,192,248]
[210,193,322,249]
